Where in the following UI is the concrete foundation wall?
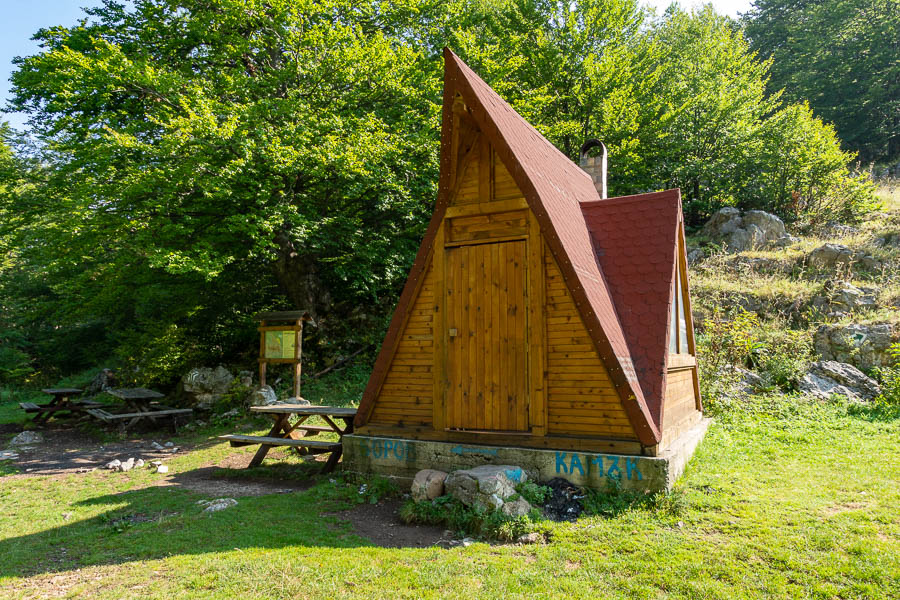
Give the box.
[343,418,710,493]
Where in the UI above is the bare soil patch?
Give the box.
[333,498,450,549]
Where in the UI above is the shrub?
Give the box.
[874,343,900,406]
[752,326,813,391]
[697,307,762,405]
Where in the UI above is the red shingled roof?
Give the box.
[581,191,683,425]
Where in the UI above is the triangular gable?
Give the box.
[356,48,660,445]
[581,190,686,427]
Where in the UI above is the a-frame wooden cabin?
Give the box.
[353,49,702,458]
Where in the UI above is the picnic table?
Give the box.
[20,388,102,423]
[219,404,357,472]
[86,387,192,431]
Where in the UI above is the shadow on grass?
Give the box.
[0,467,383,579]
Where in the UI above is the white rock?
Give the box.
[155,465,169,474]
[411,469,448,502]
[501,498,533,518]
[200,498,237,512]
[150,442,164,451]
[163,442,174,448]
[0,451,19,461]
[251,385,278,406]
[799,361,882,401]
[135,459,145,468]
[517,532,544,544]
[9,431,42,448]
[444,465,528,511]
[105,459,122,470]
[119,458,135,472]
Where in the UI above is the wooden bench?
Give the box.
[24,388,99,423]
[87,408,193,422]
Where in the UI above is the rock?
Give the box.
[702,208,795,252]
[135,459,145,468]
[86,368,116,395]
[808,243,854,270]
[460,537,475,547]
[813,323,897,370]
[105,459,122,470]
[687,247,705,265]
[155,465,169,474]
[743,210,787,241]
[411,469,449,502]
[702,207,744,238]
[444,465,527,511]
[164,442,174,448]
[773,235,800,248]
[182,366,234,408]
[821,221,859,237]
[219,408,241,419]
[251,385,278,406]
[0,451,19,461]
[857,254,883,271]
[799,361,882,401]
[238,370,254,387]
[734,367,767,395]
[285,396,311,406]
[150,441,164,451]
[8,431,42,448]
[812,281,879,313]
[501,497,533,518]
[517,532,545,544]
[118,458,135,472]
[200,498,237,512]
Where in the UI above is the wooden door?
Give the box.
[445,240,529,431]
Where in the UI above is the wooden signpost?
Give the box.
[255,311,312,399]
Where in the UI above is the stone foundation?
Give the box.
[343,418,710,493]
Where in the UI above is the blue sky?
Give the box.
[1,0,754,131]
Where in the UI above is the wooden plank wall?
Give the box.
[661,367,699,434]
[368,261,435,427]
[544,247,637,440]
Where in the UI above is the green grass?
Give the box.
[0,392,896,599]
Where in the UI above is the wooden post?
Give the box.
[259,319,267,388]
[293,319,303,399]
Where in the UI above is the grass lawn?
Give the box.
[0,389,897,599]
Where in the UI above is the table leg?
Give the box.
[323,446,343,473]
[247,414,290,468]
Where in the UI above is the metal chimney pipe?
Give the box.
[579,139,607,199]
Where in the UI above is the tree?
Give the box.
[743,0,900,163]
[4,0,445,376]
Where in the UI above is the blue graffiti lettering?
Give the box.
[569,454,585,476]
[591,455,604,475]
[555,452,568,474]
[625,458,642,481]
[606,456,622,480]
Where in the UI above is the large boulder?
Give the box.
[813,323,897,370]
[743,210,788,241]
[701,207,794,252]
[810,281,878,315]
[411,469,449,502]
[444,465,527,511]
[8,431,42,449]
[799,361,882,401]
[701,207,744,238]
[182,366,234,408]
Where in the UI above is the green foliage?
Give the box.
[697,307,762,405]
[744,0,900,162]
[514,481,551,506]
[399,495,542,541]
[582,483,686,519]
[874,343,900,407]
[0,1,877,385]
[752,325,813,392]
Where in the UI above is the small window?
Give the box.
[670,257,691,355]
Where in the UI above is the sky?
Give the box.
[0,0,754,131]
